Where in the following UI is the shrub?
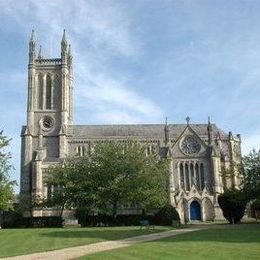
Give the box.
[218,189,248,224]
[153,205,180,225]
[2,214,63,228]
[2,209,23,228]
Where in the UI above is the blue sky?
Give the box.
[0,0,260,191]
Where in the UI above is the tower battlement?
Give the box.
[35,58,62,65]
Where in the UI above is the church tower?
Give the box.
[20,30,73,200]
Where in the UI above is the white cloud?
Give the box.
[242,133,260,155]
[0,0,161,124]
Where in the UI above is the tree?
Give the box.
[90,141,169,217]
[251,199,260,221]
[0,130,16,228]
[241,149,260,200]
[218,189,248,224]
[45,140,169,220]
[44,158,80,217]
[154,204,180,225]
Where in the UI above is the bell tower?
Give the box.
[20,30,73,198]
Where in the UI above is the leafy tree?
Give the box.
[251,199,260,221]
[218,189,248,224]
[44,158,81,217]
[0,130,16,227]
[90,141,169,217]
[45,140,169,219]
[241,149,260,200]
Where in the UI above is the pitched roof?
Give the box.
[70,124,228,139]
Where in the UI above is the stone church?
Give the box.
[21,31,242,223]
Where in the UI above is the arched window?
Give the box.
[147,145,151,156]
[54,74,60,109]
[195,163,200,189]
[200,163,205,190]
[76,146,86,156]
[185,163,190,191]
[190,164,194,187]
[46,74,52,109]
[37,74,44,109]
[180,163,184,189]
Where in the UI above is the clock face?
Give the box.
[40,116,54,131]
[180,135,201,155]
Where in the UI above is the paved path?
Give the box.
[4,228,201,260]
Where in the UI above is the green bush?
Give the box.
[154,205,180,225]
[218,189,248,224]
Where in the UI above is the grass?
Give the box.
[0,226,172,258]
[81,224,260,260]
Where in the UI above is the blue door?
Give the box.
[190,201,201,220]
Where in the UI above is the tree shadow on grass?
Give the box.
[40,227,168,241]
[157,224,260,244]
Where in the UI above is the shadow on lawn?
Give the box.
[39,224,260,244]
[158,224,260,244]
[40,227,166,240]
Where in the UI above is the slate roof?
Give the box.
[70,124,228,139]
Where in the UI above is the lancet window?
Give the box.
[37,74,44,109]
[46,74,52,109]
[179,161,205,191]
[76,146,86,156]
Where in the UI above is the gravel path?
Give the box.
[4,228,201,260]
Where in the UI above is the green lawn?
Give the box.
[82,224,260,260]
[0,226,172,258]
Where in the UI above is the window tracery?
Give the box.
[178,161,205,191]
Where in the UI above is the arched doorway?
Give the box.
[190,201,201,220]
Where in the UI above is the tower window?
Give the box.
[46,74,52,109]
[38,74,44,109]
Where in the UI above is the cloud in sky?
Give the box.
[0,0,260,190]
[0,0,154,123]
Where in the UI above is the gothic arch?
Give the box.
[190,200,202,220]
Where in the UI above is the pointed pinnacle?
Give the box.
[186,116,190,125]
[38,45,42,59]
[62,29,67,43]
[30,29,35,42]
[208,116,211,125]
